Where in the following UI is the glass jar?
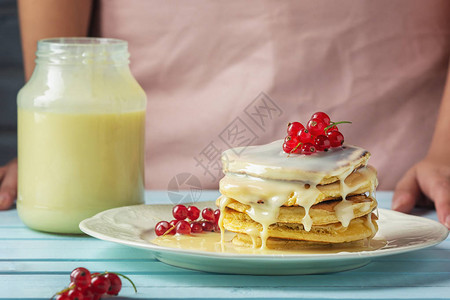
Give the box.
[17,38,146,234]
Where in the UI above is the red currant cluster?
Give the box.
[155,204,220,236]
[53,267,137,300]
[283,112,351,155]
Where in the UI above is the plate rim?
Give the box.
[79,205,449,261]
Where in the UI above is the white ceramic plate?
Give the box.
[79,202,448,275]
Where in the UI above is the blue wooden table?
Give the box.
[1,191,449,299]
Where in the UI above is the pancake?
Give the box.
[217,139,379,250]
[222,207,378,244]
[232,233,366,250]
[223,194,377,226]
[220,165,377,207]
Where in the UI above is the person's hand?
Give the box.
[0,158,18,210]
[392,157,450,229]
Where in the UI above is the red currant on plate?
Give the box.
[187,206,200,221]
[214,209,221,223]
[155,221,171,236]
[176,220,191,235]
[201,221,214,232]
[190,222,203,233]
[172,204,188,220]
[202,208,215,222]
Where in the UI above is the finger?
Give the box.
[0,161,18,210]
[392,167,420,213]
[421,175,450,228]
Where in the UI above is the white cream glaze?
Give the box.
[334,167,377,227]
[222,140,369,181]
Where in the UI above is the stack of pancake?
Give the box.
[217,140,378,249]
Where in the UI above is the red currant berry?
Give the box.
[70,267,91,283]
[297,128,314,144]
[90,275,111,295]
[176,220,191,234]
[201,221,214,232]
[282,142,292,153]
[166,220,177,235]
[327,131,344,147]
[187,206,200,221]
[190,222,203,233]
[172,204,188,220]
[301,143,316,155]
[70,267,91,290]
[283,135,301,153]
[311,112,331,125]
[155,221,171,236]
[287,122,304,136]
[314,135,331,151]
[214,209,221,223]
[105,273,122,295]
[214,223,221,232]
[67,289,84,300]
[307,118,327,136]
[56,292,71,300]
[285,135,299,148]
[202,208,215,222]
[82,287,94,300]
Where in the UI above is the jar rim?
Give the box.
[39,37,127,48]
[36,37,129,64]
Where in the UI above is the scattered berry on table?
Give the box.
[91,274,111,295]
[53,268,136,299]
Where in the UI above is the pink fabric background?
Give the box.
[94,0,450,190]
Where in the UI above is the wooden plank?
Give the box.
[1,275,449,299]
[1,260,449,274]
[0,240,155,260]
[0,227,93,240]
[5,273,446,288]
